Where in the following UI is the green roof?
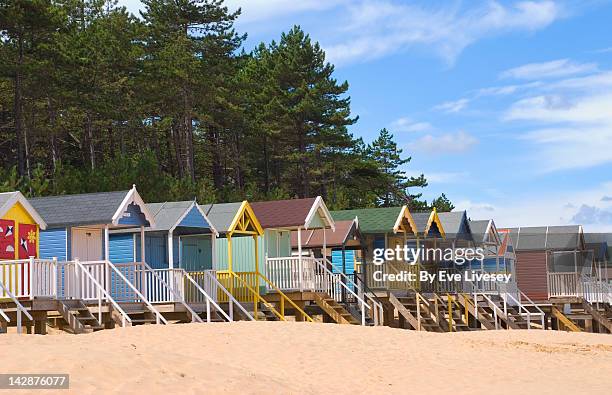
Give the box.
[331,207,403,234]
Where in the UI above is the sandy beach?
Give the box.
[1,322,611,394]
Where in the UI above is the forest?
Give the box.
[0,0,453,211]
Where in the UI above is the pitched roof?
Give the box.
[29,187,154,228]
[145,201,216,234]
[438,211,472,241]
[291,220,360,249]
[200,202,243,234]
[504,225,584,251]
[331,206,416,235]
[0,191,47,229]
[411,210,445,238]
[468,220,490,242]
[251,197,333,230]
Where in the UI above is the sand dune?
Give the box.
[1,322,611,394]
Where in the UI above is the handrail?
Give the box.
[202,270,254,321]
[228,272,287,321]
[316,258,370,325]
[182,270,233,322]
[140,262,203,323]
[515,288,545,328]
[251,272,315,322]
[0,307,10,323]
[350,272,386,325]
[105,260,167,325]
[0,278,33,334]
[73,260,131,327]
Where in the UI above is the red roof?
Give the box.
[251,198,317,229]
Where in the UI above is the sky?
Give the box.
[119,0,612,230]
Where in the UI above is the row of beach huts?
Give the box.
[0,186,610,334]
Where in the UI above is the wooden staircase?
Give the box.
[433,294,472,332]
[119,302,159,326]
[582,301,612,333]
[551,306,582,332]
[313,293,359,325]
[57,300,105,334]
[388,293,444,332]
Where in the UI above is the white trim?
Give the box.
[304,196,335,231]
[169,200,219,236]
[111,186,156,228]
[168,230,174,269]
[0,191,47,229]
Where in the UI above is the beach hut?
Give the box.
[250,197,335,289]
[0,191,47,334]
[109,200,217,271]
[330,206,418,266]
[504,225,586,302]
[30,186,155,263]
[290,218,364,277]
[0,191,47,261]
[468,219,502,272]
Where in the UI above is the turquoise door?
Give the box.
[180,236,212,272]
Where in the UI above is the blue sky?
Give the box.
[120,0,612,230]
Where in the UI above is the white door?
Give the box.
[72,228,103,261]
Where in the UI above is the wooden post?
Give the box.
[140,226,146,298]
[227,234,233,298]
[104,225,110,261]
[167,231,174,269]
[253,234,259,319]
[297,226,303,292]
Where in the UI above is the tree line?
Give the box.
[0,0,454,211]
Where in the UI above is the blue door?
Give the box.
[180,236,212,272]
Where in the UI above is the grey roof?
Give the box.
[147,201,193,231]
[30,190,129,227]
[0,192,15,209]
[200,202,243,234]
[411,212,431,235]
[468,220,490,242]
[506,225,584,251]
[438,211,472,241]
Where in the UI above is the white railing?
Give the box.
[139,262,203,323]
[186,270,254,321]
[148,268,185,303]
[0,258,57,299]
[314,258,373,326]
[73,260,131,327]
[0,278,33,334]
[466,278,545,330]
[581,275,612,305]
[0,307,9,325]
[265,256,316,291]
[182,271,237,322]
[548,272,580,298]
[105,260,167,325]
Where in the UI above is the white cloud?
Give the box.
[389,117,432,132]
[505,92,612,172]
[224,0,347,24]
[409,131,478,154]
[325,1,561,65]
[571,205,612,225]
[433,98,470,113]
[476,81,542,97]
[456,182,612,231]
[118,0,346,22]
[500,58,597,80]
[424,171,470,183]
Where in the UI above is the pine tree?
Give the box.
[366,128,428,208]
